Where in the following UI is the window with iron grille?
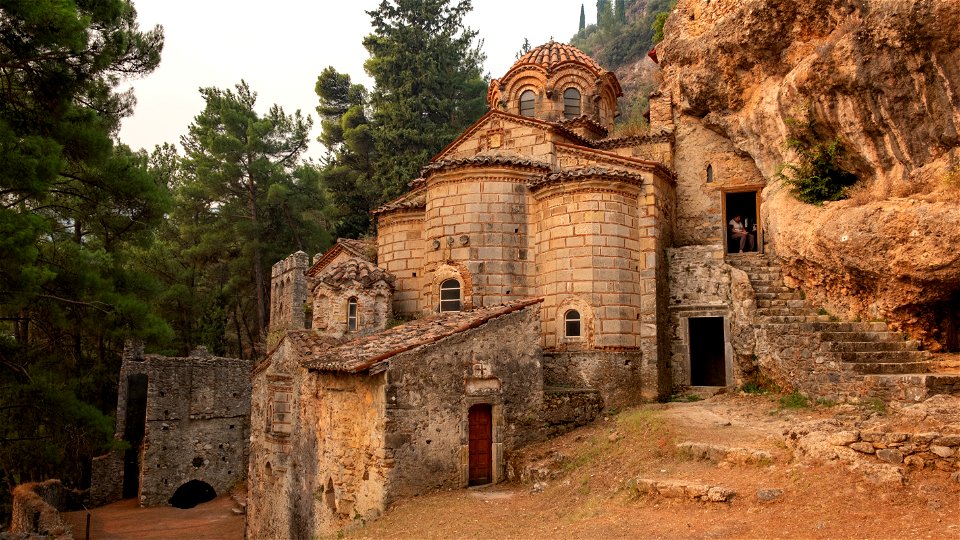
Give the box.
[519,90,535,117]
[439,279,462,313]
[563,88,581,119]
[564,310,582,337]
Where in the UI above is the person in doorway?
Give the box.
[729,215,755,253]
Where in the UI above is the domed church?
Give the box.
[249,41,773,537]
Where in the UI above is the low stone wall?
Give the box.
[539,388,603,435]
[9,480,81,538]
[89,451,123,507]
[829,430,960,471]
[542,351,644,410]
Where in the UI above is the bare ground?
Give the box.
[348,393,960,539]
[61,495,243,539]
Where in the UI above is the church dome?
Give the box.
[508,41,605,79]
[487,41,622,133]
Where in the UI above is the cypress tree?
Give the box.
[579,3,586,31]
[615,0,627,23]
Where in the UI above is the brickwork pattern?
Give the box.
[376,211,424,316]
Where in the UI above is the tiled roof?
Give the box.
[299,298,543,374]
[421,154,552,176]
[316,258,395,290]
[511,41,603,77]
[371,188,426,216]
[556,115,609,137]
[527,167,646,191]
[595,131,675,150]
[305,238,375,277]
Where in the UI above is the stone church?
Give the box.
[249,41,929,537]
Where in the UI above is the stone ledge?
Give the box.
[631,478,735,502]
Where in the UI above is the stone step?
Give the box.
[755,291,803,300]
[837,350,930,363]
[744,271,782,281]
[821,340,919,353]
[818,331,905,343]
[753,285,792,294]
[844,361,930,375]
[807,321,889,333]
[762,315,822,324]
[756,308,817,317]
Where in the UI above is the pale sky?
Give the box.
[119,0,597,160]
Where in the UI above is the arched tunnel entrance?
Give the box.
[169,480,217,509]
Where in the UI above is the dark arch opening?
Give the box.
[169,480,216,509]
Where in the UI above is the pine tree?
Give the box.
[516,37,532,59]
[315,67,378,238]
[364,0,488,202]
[579,4,586,31]
[0,0,167,514]
[180,82,330,349]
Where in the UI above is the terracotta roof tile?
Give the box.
[512,41,603,77]
[371,187,427,216]
[595,131,675,150]
[298,298,543,373]
[315,258,395,290]
[305,238,375,277]
[527,167,646,191]
[421,154,552,176]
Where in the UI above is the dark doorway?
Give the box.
[724,191,759,253]
[169,480,217,509]
[689,317,726,386]
[122,373,148,498]
[468,404,492,486]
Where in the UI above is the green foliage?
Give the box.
[668,392,702,402]
[778,392,810,409]
[573,0,676,70]
[579,3,586,31]
[0,0,166,519]
[778,116,859,204]
[864,397,887,414]
[363,0,488,203]
[178,82,332,353]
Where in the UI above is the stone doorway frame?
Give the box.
[721,186,764,255]
[459,397,504,487]
[679,311,734,388]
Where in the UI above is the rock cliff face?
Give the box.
[658,0,960,349]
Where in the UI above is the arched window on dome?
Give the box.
[439,279,462,313]
[564,310,582,338]
[706,164,714,183]
[519,90,535,117]
[563,88,581,119]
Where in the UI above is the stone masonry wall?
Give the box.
[108,348,252,507]
[312,281,392,339]
[9,480,80,538]
[532,182,644,350]
[672,115,767,246]
[384,305,543,499]
[376,210,424,317]
[421,167,538,312]
[542,351,644,409]
[270,251,310,331]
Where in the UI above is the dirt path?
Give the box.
[348,394,960,539]
[62,495,243,539]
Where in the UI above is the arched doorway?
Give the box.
[169,480,217,509]
[468,404,492,486]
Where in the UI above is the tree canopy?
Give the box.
[0,0,166,517]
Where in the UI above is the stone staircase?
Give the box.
[726,254,948,399]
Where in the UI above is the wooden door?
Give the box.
[468,404,492,485]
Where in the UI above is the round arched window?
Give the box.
[519,90,536,117]
[564,310,582,337]
[439,279,462,313]
[563,88,581,119]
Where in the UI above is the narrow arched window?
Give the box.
[564,310,582,337]
[563,88,581,119]
[439,279,462,313]
[519,90,535,117]
[347,297,358,331]
[706,164,714,183]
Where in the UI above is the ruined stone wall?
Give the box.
[270,251,310,332]
[108,348,252,507]
[643,172,678,398]
[421,167,538,313]
[542,351,644,409]
[9,480,79,538]
[376,210,424,317]
[384,305,543,498]
[248,341,389,540]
